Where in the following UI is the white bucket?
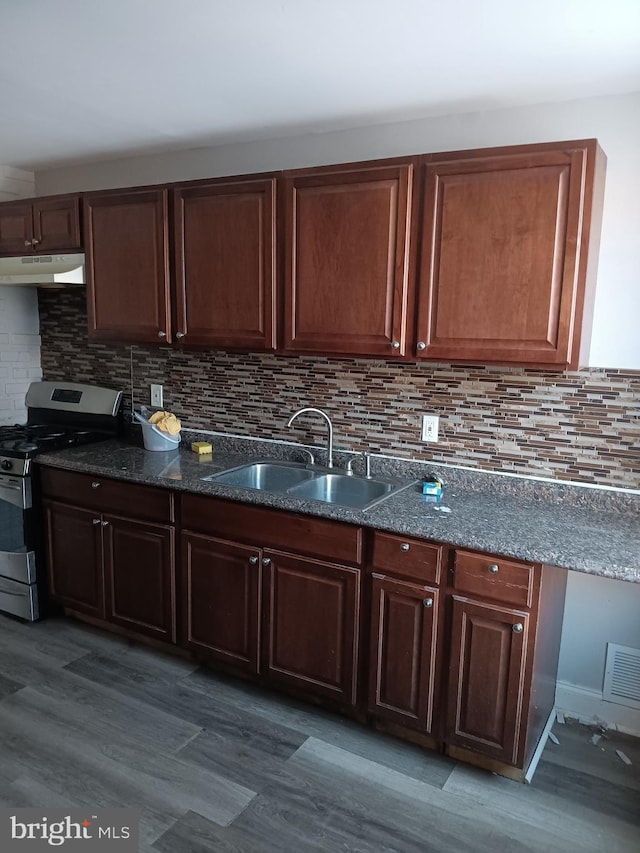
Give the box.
[135,412,180,451]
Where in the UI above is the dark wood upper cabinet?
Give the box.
[0,194,81,255]
[173,177,277,349]
[415,141,606,368]
[84,188,171,344]
[282,161,415,357]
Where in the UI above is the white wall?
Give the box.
[35,91,640,370]
[0,167,40,423]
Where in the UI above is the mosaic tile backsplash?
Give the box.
[38,290,640,490]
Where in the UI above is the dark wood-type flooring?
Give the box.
[0,614,638,852]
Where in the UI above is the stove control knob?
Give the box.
[0,459,11,471]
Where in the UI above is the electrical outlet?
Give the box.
[150,384,163,408]
[421,414,439,443]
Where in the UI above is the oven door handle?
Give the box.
[0,476,32,509]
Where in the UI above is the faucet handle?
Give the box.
[344,457,356,476]
[298,449,316,466]
[362,451,372,478]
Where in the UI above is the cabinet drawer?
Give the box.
[372,531,443,584]
[453,550,535,608]
[182,495,363,565]
[40,468,174,523]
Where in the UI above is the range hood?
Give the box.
[0,253,85,288]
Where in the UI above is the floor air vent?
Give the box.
[603,643,640,710]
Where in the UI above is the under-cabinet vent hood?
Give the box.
[0,253,85,288]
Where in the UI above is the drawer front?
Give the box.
[453,550,535,608]
[372,531,443,584]
[182,495,363,566]
[40,467,174,523]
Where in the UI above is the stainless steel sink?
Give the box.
[287,472,399,509]
[202,461,315,491]
[202,459,414,510]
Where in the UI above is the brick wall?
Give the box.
[38,289,640,490]
[0,167,41,425]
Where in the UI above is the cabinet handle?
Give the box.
[248,556,258,565]
[487,563,499,574]
[417,341,426,351]
[512,623,524,633]
[422,597,433,608]
[400,543,410,552]
[92,518,101,525]
[157,331,167,338]
[262,557,271,566]
[391,341,400,350]
[175,332,185,339]
[91,481,100,489]
[101,520,109,527]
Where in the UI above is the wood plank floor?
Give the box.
[0,614,638,852]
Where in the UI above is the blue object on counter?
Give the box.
[422,475,443,497]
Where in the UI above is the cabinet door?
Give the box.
[283,162,414,357]
[368,575,439,732]
[103,515,175,642]
[173,178,276,349]
[446,596,529,765]
[263,550,360,704]
[416,147,589,366]
[0,202,33,254]
[32,196,81,253]
[181,532,261,674]
[43,500,104,618]
[84,189,171,344]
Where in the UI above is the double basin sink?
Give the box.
[202,460,414,511]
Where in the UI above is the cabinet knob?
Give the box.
[417,341,426,351]
[101,520,109,527]
[91,481,100,489]
[391,341,400,350]
[487,563,499,574]
[92,518,101,525]
[31,238,40,246]
[262,557,271,566]
[248,556,258,565]
[422,597,433,608]
[175,332,185,339]
[512,622,524,633]
[24,239,33,248]
[157,331,167,338]
[400,543,410,552]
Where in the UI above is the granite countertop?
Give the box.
[35,438,640,584]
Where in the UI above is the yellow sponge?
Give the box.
[191,441,212,455]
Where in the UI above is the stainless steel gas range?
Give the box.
[0,381,122,620]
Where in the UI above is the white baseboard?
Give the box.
[555,680,640,737]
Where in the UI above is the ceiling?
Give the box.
[2,0,639,171]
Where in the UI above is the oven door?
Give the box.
[0,473,37,586]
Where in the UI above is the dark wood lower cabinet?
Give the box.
[104,515,175,642]
[446,596,529,765]
[44,500,104,618]
[182,532,261,674]
[263,549,361,705]
[368,574,439,732]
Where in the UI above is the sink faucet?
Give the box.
[287,407,334,468]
